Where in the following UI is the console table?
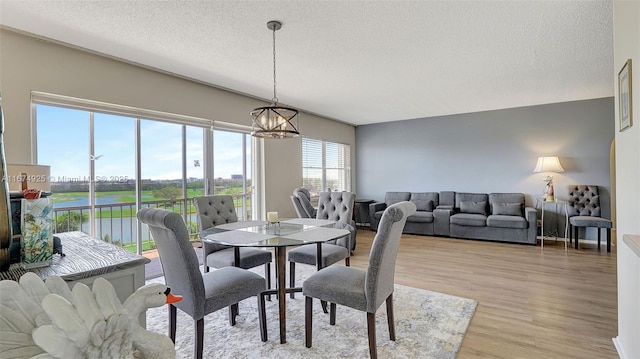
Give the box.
[0,231,150,303]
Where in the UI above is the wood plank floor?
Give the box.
[349,229,618,359]
[144,228,618,358]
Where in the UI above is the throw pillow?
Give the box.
[460,201,487,215]
[493,202,522,216]
[411,199,434,212]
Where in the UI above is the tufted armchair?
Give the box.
[290,187,317,218]
[566,185,612,252]
[193,195,272,289]
[288,192,357,303]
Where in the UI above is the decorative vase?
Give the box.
[20,197,54,269]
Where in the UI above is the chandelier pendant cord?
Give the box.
[272,24,278,105]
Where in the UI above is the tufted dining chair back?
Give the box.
[566,185,612,252]
[193,195,237,253]
[316,191,356,250]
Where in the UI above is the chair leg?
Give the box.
[258,294,267,342]
[345,257,350,266]
[607,228,611,252]
[265,262,271,301]
[330,302,336,325]
[598,228,602,249]
[321,300,329,314]
[305,296,313,348]
[229,304,238,326]
[289,262,296,299]
[168,304,177,342]
[367,312,378,359]
[574,226,579,249]
[386,294,396,341]
[195,318,204,359]
[204,265,209,273]
[568,224,572,244]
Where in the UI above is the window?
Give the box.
[33,93,254,254]
[302,138,351,196]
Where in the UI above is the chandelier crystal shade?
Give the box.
[251,20,300,139]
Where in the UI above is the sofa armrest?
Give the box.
[524,206,538,244]
[436,205,454,211]
[434,208,452,236]
[369,202,387,231]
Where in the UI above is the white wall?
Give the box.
[0,29,356,219]
[613,1,640,357]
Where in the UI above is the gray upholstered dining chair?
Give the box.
[288,191,357,300]
[290,187,317,218]
[137,208,267,359]
[302,201,416,359]
[566,185,612,252]
[193,195,272,292]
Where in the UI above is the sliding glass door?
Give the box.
[35,102,253,254]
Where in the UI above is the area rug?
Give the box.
[145,265,477,359]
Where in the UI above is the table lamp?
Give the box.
[533,156,564,202]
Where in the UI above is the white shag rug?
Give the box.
[145,265,477,359]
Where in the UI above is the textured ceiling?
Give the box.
[0,1,613,126]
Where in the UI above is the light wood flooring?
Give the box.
[348,228,618,359]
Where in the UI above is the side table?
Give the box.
[355,199,375,228]
[536,198,569,250]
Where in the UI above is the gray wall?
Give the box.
[356,98,615,236]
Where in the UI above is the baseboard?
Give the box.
[613,336,629,359]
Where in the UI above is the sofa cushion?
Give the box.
[410,192,438,211]
[487,215,528,229]
[385,192,412,206]
[492,202,522,216]
[407,211,434,223]
[450,213,487,227]
[460,201,488,215]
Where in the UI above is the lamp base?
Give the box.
[545,195,555,202]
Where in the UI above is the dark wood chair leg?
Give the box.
[386,294,396,341]
[568,224,572,244]
[195,318,204,359]
[598,228,602,249]
[204,265,209,273]
[229,303,238,326]
[321,300,329,313]
[330,302,336,325]
[345,257,350,266]
[367,312,378,359]
[265,262,271,301]
[258,294,267,342]
[574,226,579,249]
[169,304,177,342]
[289,262,296,299]
[607,228,612,252]
[305,296,313,348]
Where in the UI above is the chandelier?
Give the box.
[250,20,300,139]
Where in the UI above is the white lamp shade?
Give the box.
[6,164,51,191]
[533,157,564,173]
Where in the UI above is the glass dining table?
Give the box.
[199,218,353,344]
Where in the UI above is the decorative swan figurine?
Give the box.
[0,272,182,359]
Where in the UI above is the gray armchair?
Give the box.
[193,195,272,293]
[137,208,267,359]
[567,185,612,252]
[290,187,317,218]
[302,201,416,359]
[369,192,411,231]
[288,191,357,300]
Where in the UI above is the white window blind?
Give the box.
[302,138,351,196]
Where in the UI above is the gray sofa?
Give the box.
[370,191,537,245]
